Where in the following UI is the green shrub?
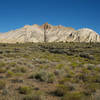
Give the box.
[13,66,27,73]
[19,86,33,94]
[75,73,88,82]
[71,62,79,68]
[0,68,6,73]
[54,69,65,77]
[79,53,94,60]
[8,62,16,67]
[19,67,27,73]
[6,71,15,77]
[23,91,44,100]
[83,83,97,95]
[87,64,95,70]
[54,84,70,96]
[0,62,6,67]
[90,75,100,83]
[59,78,71,84]
[95,67,100,72]
[34,71,47,81]
[39,65,49,69]
[62,92,87,100]
[0,80,6,89]
[56,64,64,69]
[47,72,55,83]
[30,71,55,83]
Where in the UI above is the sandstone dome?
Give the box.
[77,28,98,35]
[71,28,100,42]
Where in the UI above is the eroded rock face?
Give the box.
[0,23,100,43]
[68,28,100,42]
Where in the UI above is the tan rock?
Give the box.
[0,23,100,43]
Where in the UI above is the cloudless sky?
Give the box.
[0,0,100,34]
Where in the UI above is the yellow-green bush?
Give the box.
[13,66,27,73]
[54,84,70,96]
[0,80,6,89]
[30,70,55,83]
[23,91,44,100]
[19,86,33,94]
[0,68,6,73]
[6,71,15,77]
[62,92,87,100]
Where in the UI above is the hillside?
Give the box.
[0,42,100,100]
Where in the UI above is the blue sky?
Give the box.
[0,0,100,34]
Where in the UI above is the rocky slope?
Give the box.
[0,23,100,43]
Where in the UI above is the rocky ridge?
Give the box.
[0,23,100,43]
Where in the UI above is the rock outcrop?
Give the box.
[0,23,100,43]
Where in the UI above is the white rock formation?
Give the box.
[0,23,100,43]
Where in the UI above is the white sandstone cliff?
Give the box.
[0,23,100,43]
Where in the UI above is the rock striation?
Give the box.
[0,23,100,43]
